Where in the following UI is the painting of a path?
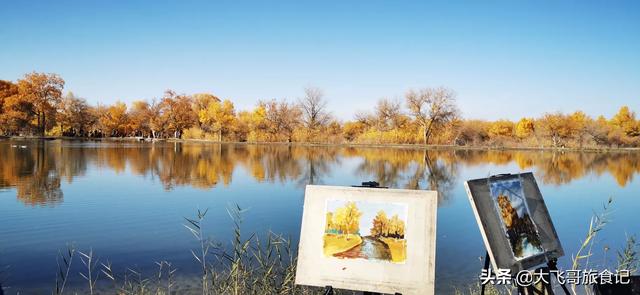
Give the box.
[323,200,407,263]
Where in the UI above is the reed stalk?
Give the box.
[54,245,75,295]
[78,249,100,295]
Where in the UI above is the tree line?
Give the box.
[1,71,639,148]
[371,211,406,239]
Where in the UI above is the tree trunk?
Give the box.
[423,125,428,145]
[41,113,46,135]
[424,121,434,145]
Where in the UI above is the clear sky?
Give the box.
[1,1,638,121]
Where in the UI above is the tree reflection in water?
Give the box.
[1,140,639,207]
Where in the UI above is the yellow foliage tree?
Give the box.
[331,201,362,236]
[488,120,515,138]
[569,111,590,147]
[198,99,236,141]
[160,90,197,138]
[370,210,388,237]
[99,102,129,137]
[538,113,575,147]
[515,118,535,139]
[128,100,151,137]
[0,80,32,134]
[371,210,405,239]
[611,106,640,137]
[57,92,94,136]
[385,214,405,238]
[17,72,65,135]
[342,121,366,142]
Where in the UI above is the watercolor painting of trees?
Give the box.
[323,200,408,263]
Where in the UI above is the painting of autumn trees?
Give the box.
[2,71,640,148]
[490,179,544,260]
[370,211,406,239]
[323,200,407,263]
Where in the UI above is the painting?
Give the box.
[295,185,437,295]
[465,173,564,272]
[489,178,544,260]
[323,200,408,263]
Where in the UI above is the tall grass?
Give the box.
[617,234,639,274]
[570,197,614,295]
[42,205,338,295]
[183,208,215,294]
[0,201,635,294]
[54,245,75,295]
[571,197,614,271]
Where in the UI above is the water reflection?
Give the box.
[1,140,640,206]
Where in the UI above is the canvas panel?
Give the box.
[295,185,438,295]
[465,172,563,273]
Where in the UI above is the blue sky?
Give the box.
[1,1,638,120]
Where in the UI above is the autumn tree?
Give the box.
[569,111,590,148]
[148,99,168,138]
[0,80,17,111]
[342,121,366,142]
[515,118,535,139]
[370,210,388,237]
[17,72,65,135]
[454,120,490,145]
[264,99,301,142]
[1,84,33,135]
[538,113,575,147]
[237,104,270,142]
[370,210,405,239]
[161,90,197,138]
[611,106,640,137]
[128,100,152,137]
[331,201,362,236]
[0,80,24,134]
[387,215,405,238]
[99,102,129,137]
[57,92,94,136]
[587,115,612,146]
[192,93,220,127]
[299,87,331,134]
[192,93,220,112]
[405,87,460,144]
[198,99,236,141]
[326,120,343,142]
[488,120,515,138]
[374,98,404,131]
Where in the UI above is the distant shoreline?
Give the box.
[3,135,640,153]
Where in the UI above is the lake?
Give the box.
[0,139,638,294]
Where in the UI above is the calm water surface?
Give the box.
[0,139,638,294]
